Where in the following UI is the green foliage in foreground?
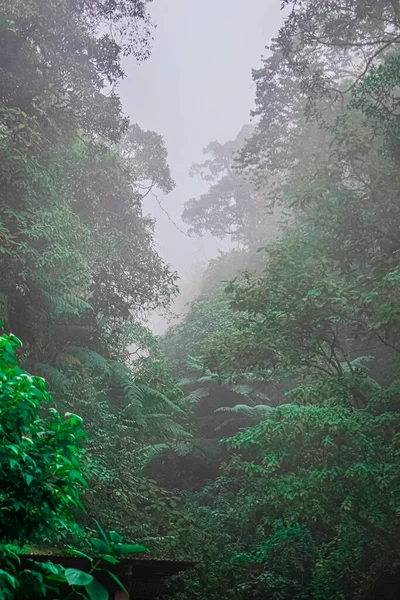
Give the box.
[5,0,400,599]
[0,330,86,545]
[0,328,85,598]
[0,330,149,600]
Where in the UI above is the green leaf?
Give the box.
[24,473,34,485]
[94,520,109,545]
[65,548,93,562]
[0,570,17,589]
[114,543,148,555]
[39,561,64,576]
[99,554,119,565]
[65,568,94,587]
[90,538,109,554]
[86,580,109,600]
[69,469,88,488]
[104,570,127,592]
[109,531,123,544]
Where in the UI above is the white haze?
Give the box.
[119,0,283,333]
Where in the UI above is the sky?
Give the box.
[119,0,283,331]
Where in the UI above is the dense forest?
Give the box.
[1,0,400,598]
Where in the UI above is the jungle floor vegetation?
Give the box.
[2,1,400,599]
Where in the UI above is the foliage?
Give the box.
[161,295,243,376]
[158,2,400,600]
[182,125,282,249]
[0,329,86,598]
[0,330,86,544]
[20,525,148,600]
[0,0,182,547]
[5,0,400,599]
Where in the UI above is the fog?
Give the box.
[119,0,283,332]
[4,1,400,596]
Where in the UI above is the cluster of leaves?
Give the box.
[22,525,148,600]
[0,329,150,600]
[0,329,86,599]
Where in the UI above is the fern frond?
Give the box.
[34,363,71,389]
[110,362,144,408]
[215,404,273,417]
[341,356,374,373]
[67,346,111,374]
[198,372,222,384]
[135,383,185,415]
[139,443,170,466]
[186,387,210,404]
[47,293,92,317]
[229,383,254,396]
[178,377,193,387]
[55,352,81,367]
[139,441,195,467]
[139,439,208,469]
[123,402,146,425]
[186,356,206,373]
[145,414,192,438]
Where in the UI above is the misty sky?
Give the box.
[119,0,283,329]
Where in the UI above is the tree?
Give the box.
[161,2,400,599]
[0,0,183,547]
[182,126,282,249]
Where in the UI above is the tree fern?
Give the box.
[110,361,144,408]
[139,438,217,469]
[340,356,374,374]
[186,387,210,404]
[229,383,254,396]
[215,404,273,417]
[47,293,92,317]
[67,346,111,374]
[145,414,191,439]
[34,363,71,390]
[139,441,194,468]
[135,382,185,415]
[138,443,171,467]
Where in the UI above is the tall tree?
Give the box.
[182,126,282,249]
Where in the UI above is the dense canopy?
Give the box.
[2,1,400,599]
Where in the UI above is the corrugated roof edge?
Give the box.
[24,553,194,566]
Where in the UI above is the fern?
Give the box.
[178,376,194,387]
[186,355,207,373]
[139,438,216,469]
[135,382,185,415]
[139,441,194,467]
[186,387,210,404]
[340,356,374,373]
[122,402,146,425]
[110,361,144,407]
[67,346,111,374]
[215,404,273,417]
[110,361,190,440]
[145,414,192,439]
[229,383,254,396]
[139,443,170,466]
[47,293,92,317]
[34,363,71,390]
